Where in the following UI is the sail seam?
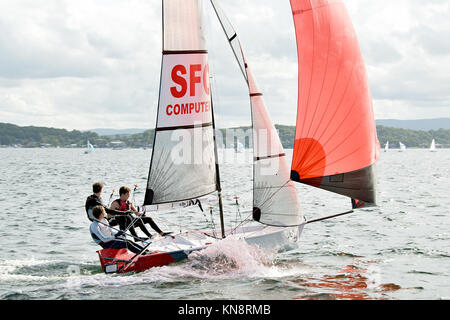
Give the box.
[150,190,217,206]
[299,86,359,173]
[163,50,208,55]
[298,3,333,172]
[293,2,340,16]
[155,122,213,132]
[254,153,286,161]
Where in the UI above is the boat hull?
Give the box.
[97,224,303,274]
[97,247,205,274]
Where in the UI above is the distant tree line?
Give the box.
[1,122,449,149]
[0,123,100,147]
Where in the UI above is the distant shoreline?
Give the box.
[1,122,450,149]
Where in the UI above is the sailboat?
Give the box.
[399,142,406,152]
[84,140,94,154]
[236,141,245,153]
[96,0,379,274]
[384,141,389,152]
[429,139,437,152]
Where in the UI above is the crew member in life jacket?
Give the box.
[110,186,172,238]
[89,205,146,254]
[85,182,143,241]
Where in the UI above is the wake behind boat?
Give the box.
[93,0,379,274]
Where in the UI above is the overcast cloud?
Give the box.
[0,0,449,130]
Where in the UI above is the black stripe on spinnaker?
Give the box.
[291,163,377,205]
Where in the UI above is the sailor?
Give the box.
[110,186,172,238]
[89,205,145,254]
[85,182,143,241]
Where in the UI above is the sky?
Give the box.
[0,0,449,131]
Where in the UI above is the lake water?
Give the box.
[0,148,448,300]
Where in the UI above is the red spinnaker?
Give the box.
[289,0,379,206]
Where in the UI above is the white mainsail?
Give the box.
[384,141,389,152]
[430,139,436,152]
[236,142,244,153]
[85,139,94,154]
[144,0,217,205]
[210,0,304,227]
[399,142,406,152]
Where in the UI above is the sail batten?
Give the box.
[289,0,379,207]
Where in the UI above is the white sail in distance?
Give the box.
[430,139,436,152]
[210,0,304,227]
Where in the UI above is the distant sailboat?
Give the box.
[384,141,389,152]
[236,141,244,153]
[399,142,406,152]
[430,139,437,152]
[84,140,94,154]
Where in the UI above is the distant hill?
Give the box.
[376,118,450,131]
[88,128,147,136]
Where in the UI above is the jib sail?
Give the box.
[211,0,303,226]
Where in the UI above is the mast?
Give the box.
[210,89,226,238]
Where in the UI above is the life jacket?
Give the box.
[85,194,100,221]
[114,199,130,212]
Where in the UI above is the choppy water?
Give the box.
[0,148,449,300]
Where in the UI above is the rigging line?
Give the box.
[152,216,221,240]
[209,0,248,82]
[229,212,252,235]
[209,207,217,239]
[201,205,216,236]
[304,210,354,225]
[298,68,360,171]
[119,241,154,273]
[94,218,146,243]
[107,190,115,207]
[234,196,244,231]
[255,179,291,210]
[230,178,292,235]
[298,94,360,173]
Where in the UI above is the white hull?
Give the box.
[142,223,302,258]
